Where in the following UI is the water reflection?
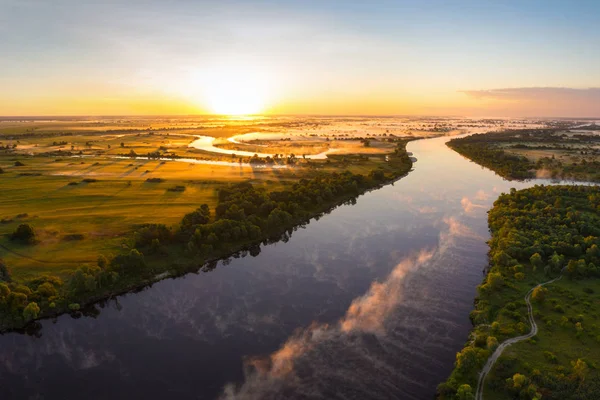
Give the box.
[0,135,576,400]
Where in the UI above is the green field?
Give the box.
[0,119,414,331]
[447,127,600,182]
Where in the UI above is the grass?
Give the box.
[484,277,600,399]
[0,125,403,284]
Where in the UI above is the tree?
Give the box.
[550,252,564,272]
[37,282,57,298]
[514,272,525,280]
[488,272,504,291]
[97,255,108,269]
[23,302,40,321]
[10,223,35,244]
[0,259,11,282]
[512,373,528,389]
[110,249,146,274]
[530,253,543,271]
[486,336,498,350]
[456,347,479,372]
[567,259,578,279]
[0,283,10,302]
[456,384,474,400]
[531,286,547,303]
[571,359,589,382]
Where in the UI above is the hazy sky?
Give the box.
[1,0,599,116]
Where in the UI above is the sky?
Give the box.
[1,0,599,117]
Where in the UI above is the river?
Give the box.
[0,134,564,399]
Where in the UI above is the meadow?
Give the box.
[0,117,417,331]
[447,126,600,182]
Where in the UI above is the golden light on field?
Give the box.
[195,65,271,115]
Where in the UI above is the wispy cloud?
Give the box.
[219,216,481,400]
[462,87,600,101]
[460,87,600,117]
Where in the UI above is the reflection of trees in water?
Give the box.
[14,191,359,338]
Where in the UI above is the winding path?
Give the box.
[475,274,563,400]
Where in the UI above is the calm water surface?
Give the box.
[0,135,557,399]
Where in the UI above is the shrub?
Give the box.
[10,223,35,244]
[23,302,40,321]
[63,233,84,241]
[0,259,11,282]
[146,177,164,183]
[110,249,147,274]
[167,185,186,192]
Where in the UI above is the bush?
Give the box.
[14,161,25,167]
[63,233,84,241]
[10,223,35,244]
[167,185,186,192]
[23,302,40,321]
[110,249,147,274]
[0,259,11,282]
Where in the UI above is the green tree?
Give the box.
[571,359,589,382]
[529,253,543,271]
[37,282,57,298]
[10,223,35,244]
[486,336,498,350]
[97,255,108,269]
[488,272,504,291]
[0,283,10,302]
[23,302,40,321]
[0,259,11,282]
[512,373,528,389]
[456,347,479,372]
[531,286,547,303]
[456,384,474,400]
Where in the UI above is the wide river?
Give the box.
[0,135,562,399]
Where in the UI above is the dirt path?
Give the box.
[475,274,562,400]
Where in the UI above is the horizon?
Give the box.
[1,113,600,120]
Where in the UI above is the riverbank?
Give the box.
[437,185,600,400]
[447,129,600,182]
[0,142,414,333]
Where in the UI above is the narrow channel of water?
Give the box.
[0,135,567,399]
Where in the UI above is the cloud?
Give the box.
[461,87,600,101]
[219,216,481,400]
[460,87,600,117]
[460,196,485,214]
[474,190,490,202]
[417,206,437,214]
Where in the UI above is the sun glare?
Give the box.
[195,66,271,115]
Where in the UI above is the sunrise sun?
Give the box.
[197,65,271,115]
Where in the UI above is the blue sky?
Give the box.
[1,0,599,116]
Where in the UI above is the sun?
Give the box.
[195,65,271,115]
